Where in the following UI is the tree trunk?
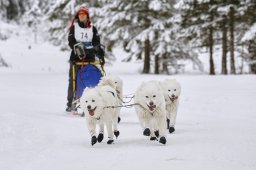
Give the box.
[250,56,256,74]
[162,54,169,74]
[221,15,228,74]
[209,27,215,75]
[209,1,215,75]
[154,54,159,74]
[248,40,256,74]
[143,39,150,73]
[229,6,236,74]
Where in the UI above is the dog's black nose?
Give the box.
[149,101,154,106]
[87,105,91,110]
[171,94,175,98]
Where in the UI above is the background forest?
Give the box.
[1,0,256,75]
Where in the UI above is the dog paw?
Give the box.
[169,127,175,133]
[143,128,150,136]
[159,137,167,145]
[154,130,159,138]
[150,137,157,141]
[107,139,114,144]
[118,117,121,123]
[114,131,120,138]
[97,133,104,143]
[91,136,97,146]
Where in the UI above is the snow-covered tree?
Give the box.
[179,0,222,75]
[240,0,256,74]
[96,0,200,74]
[0,0,32,21]
[45,0,102,50]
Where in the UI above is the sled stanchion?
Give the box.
[100,64,106,76]
[72,63,76,99]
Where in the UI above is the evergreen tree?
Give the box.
[0,0,31,21]
[96,0,200,74]
[180,0,219,75]
[46,0,100,49]
[240,0,256,74]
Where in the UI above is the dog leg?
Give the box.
[142,116,151,136]
[166,118,170,129]
[106,121,114,144]
[169,106,178,133]
[87,119,98,145]
[117,107,121,123]
[149,119,157,141]
[156,115,167,144]
[87,119,97,137]
[112,110,120,138]
[98,123,104,143]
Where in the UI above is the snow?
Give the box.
[1,26,256,170]
[149,0,161,11]
[242,23,256,42]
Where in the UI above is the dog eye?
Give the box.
[115,82,117,84]
[153,95,156,97]
[174,89,176,91]
[145,96,149,98]
[85,101,88,103]
[92,100,95,102]
[168,89,171,92]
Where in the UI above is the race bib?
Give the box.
[74,22,93,45]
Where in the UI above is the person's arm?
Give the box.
[92,26,105,64]
[92,26,101,46]
[68,25,77,50]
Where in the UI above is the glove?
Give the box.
[94,45,105,58]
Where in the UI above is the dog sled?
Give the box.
[70,43,105,115]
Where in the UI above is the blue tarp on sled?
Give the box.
[76,64,102,99]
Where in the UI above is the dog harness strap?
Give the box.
[107,91,115,97]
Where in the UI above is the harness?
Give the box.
[107,91,115,98]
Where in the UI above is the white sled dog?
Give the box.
[134,80,167,144]
[98,75,123,123]
[80,78,120,146]
[161,79,181,133]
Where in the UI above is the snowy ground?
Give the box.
[1,30,256,170]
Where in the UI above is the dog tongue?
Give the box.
[89,110,94,116]
[170,96,178,102]
[148,105,156,111]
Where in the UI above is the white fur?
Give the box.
[80,83,119,142]
[161,79,181,128]
[98,75,123,118]
[134,80,167,138]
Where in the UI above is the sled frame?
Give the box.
[72,61,105,104]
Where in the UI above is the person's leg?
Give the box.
[67,61,73,108]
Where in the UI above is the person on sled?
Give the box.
[66,6,105,112]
